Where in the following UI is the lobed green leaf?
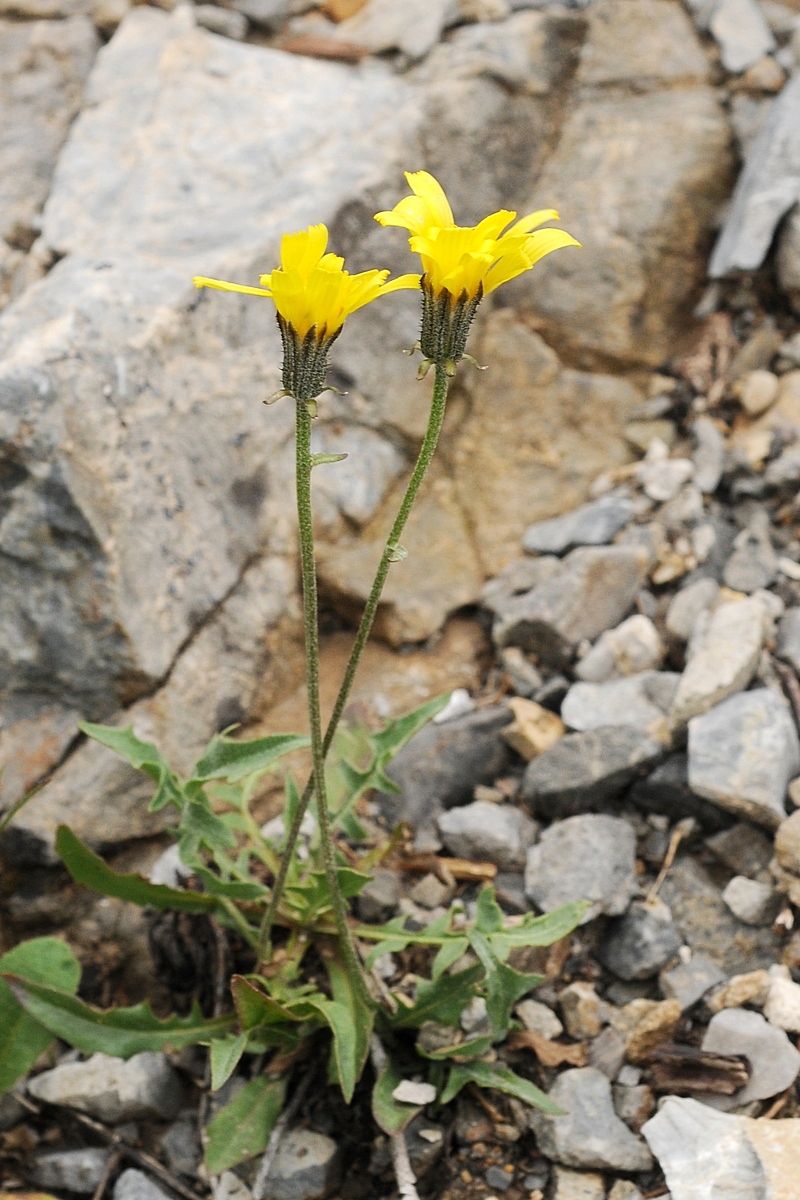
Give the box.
[193,733,310,783]
[440,1061,561,1114]
[0,939,80,1094]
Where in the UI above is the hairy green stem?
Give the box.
[289,395,371,1004]
[258,364,450,964]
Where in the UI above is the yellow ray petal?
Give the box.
[505,209,561,237]
[193,276,272,297]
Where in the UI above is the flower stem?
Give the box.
[258,364,450,964]
[291,395,371,1006]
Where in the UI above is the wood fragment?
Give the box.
[276,35,369,62]
[91,1150,121,1200]
[507,1029,587,1068]
[648,1043,750,1095]
[396,854,497,882]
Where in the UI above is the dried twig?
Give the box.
[69,1111,205,1200]
[647,818,694,903]
[760,1087,792,1120]
[396,854,497,882]
[251,1061,316,1200]
[369,1035,420,1200]
[91,1149,121,1200]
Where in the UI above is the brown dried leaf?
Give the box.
[507,1029,587,1068]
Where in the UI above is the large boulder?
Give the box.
[506,0,734,367]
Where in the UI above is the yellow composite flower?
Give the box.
[375,170,580,302]
[194,224,420,342]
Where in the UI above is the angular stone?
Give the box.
[436,800,539,870]
[310,423,405,534]
[31,1147,110,1194]
[701,1007,800,1108]
[665,578,720,643]
[528,1067,652,1171]
[611,998,682,1065]
[638,455,695,503]
[357,868,400,923]
[561,671,678,735]
[612,1083,655,1133]
[324,0,449,59]
[777,606,800,673]
[659,856,780,975]
[524,814,637,919]
[521,496,634,556]
[194,5,248,38]
[214,1173,253,1200]
[511,14,732,366]
[114,1170,173,1200]
[607,1184,644,1200]
[643,1097,791,1200]
[516,998,563,1040]
[706,969,772,1014]
[575,0,709,87]
[710,72,800,276]
[262,1129,341,1200]
[722,875,782,926]
[670,598,765,725]
[706,821,774,880]
[522,726,664,820]
[630,752,732,831]
[692,416,725,494]
[549,1167,606,1200]
[501,696,565,760]
[764,965,800,1033]
[494,544,650,666]
[688,688,800,829]
[598,900,683,981]
[559,981,610,1040]
[659,954,727,1010]
[575,615,665,683]
[587,1025,626,1080]
[160,1114,201,1177]
[453,314,640,577]
[775,808,800,876]
[709,0,776,72]
[0,16,98,244]
[28,1052,185,1123]
[723,522,777,593]
[379,705,512,829]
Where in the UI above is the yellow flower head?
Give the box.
[194,223,419,342]
[375,171,579,303]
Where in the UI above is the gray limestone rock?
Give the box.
[160,1113,201,1177]
[670,598,765,725]
[708,0,776,72]
[528,1067,652,1171]
[436,800,539,870]
[516,998,563,1039]
[692,416,726,495]
[642,1097,767,1200]
[493,545,650,667]
[31,1147,110,1194]
[521,726,664,821]
[598,900,683,981]
[261,1129,341,1200]
[701,1007,800,1108]
[561,671,678,734]
[722,876,783,926]
[28,1051,185,1123]
[688,689,800,829]
[114,1170,174,1200]
[549,1169,606,1200]
[574,615,665,683]
[659,856,780,975]
[776,606,800,673]
[323,0,450,60]
[706,821,774,878]
[665,578,720,643]
[659,954,727,1009]
[710,71,800,277]
[193,5,248,38]
[0,16,98,246]
[723,523,777,593]
[630,752,732,831]
[356,869,401,923]
[524,814,637,920]
[521,496,633,555]
[378,706,512,829]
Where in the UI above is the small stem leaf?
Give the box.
[320,944,374,1102]
[310,453,348,468]
[192,732,310,783]
[0,939,81,1093]
[386,543,407,563]
[431,937,469,981]
[210,1032,249,1092]
[485,900,589,959]
[372,1057,423,1136]
[205,1074,287,1173]
[468,930,542,1041]
[439,1061,562,1114]
[2,977,235,1057]
[474,886,503,934]
[55,826,218,914]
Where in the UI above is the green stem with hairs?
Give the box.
[257,363,450,965]
[290,394,372,1004]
